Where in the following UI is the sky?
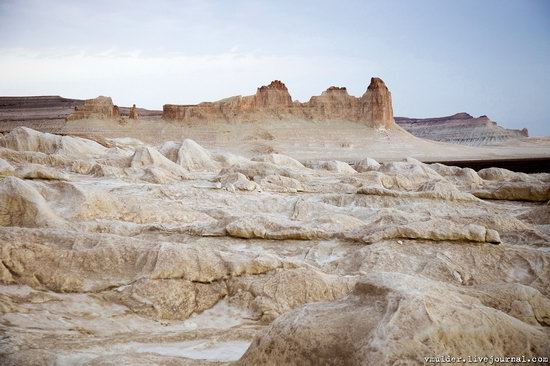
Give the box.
[0,0,549,135]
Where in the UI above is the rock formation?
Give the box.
[128,104,139,119]
[239,273,550,365]
[66,96,120,121]
[163,77,396,128]
[0,127,549,365]
[395,112,529,146]
[254,80,292,108]
[361,77,394,129]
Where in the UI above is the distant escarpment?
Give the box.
[0,96,161,134]
[163,77,395,129]
[395,113,528,146]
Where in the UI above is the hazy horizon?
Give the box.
[0,0,549,135]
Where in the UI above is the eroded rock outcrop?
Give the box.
[238,272,550,365]
[163,77,396,128]
[66,96,120,121]
[128,104,139,119]
[361,77,394,129]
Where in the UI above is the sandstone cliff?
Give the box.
[362,77,394,129]
[396,113,529,146]
[163,77,396,128]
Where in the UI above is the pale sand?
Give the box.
[62,117,550,162]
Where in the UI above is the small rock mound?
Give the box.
[217,172,260,192]
[131,146,187,178]
[306,160,357,174]
[0,158,15,176]
[0,127,107,157]
[252,153,306,170]
[478,167,531,182]
[176,139,220,172]
[355,157,380,172]
[0,177,68,228]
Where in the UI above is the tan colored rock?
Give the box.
[355,157,380,172]
[66,96,120,121]
[259,174,303,193]
[252,153,306,170]
[473,182,550,202]
[176,139,220,172]
[226,215,329,240]
[361,77,395,128]
[130,146,188,177]
[306,160,357,174]
[254,80,292,108]
[346,219,500,244]
[0,158,15,176]
[217,172,260,191]
[162,78,396,129]
[0,126,107,157]
[14,164,69,180]
[128,104,139,119]
[228,267,356,321]
[478,167,532,181]
[238,272,550,366]
[104,278,227,320]
[0,177,68,228]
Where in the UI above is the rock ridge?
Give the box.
[163,77,395,129]
[395,113,529,146]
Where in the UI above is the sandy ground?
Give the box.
[61,117,550,162]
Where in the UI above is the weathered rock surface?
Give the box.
[238,272,550,366]
[0,128,548,365]
[163,78,396,129]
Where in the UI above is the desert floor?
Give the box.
[0,126,549,365]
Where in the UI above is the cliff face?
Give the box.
[395,113,529,146]
[361,77,394,129]
[163,77,396,129]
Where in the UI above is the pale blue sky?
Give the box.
[0,0,549,135]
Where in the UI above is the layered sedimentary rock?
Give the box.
[0,96,83,121]
[163,77,396,128]
[66,96,120,121]
[0,97,160,134]
[396,113,529,146]
[0,96,84,134]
